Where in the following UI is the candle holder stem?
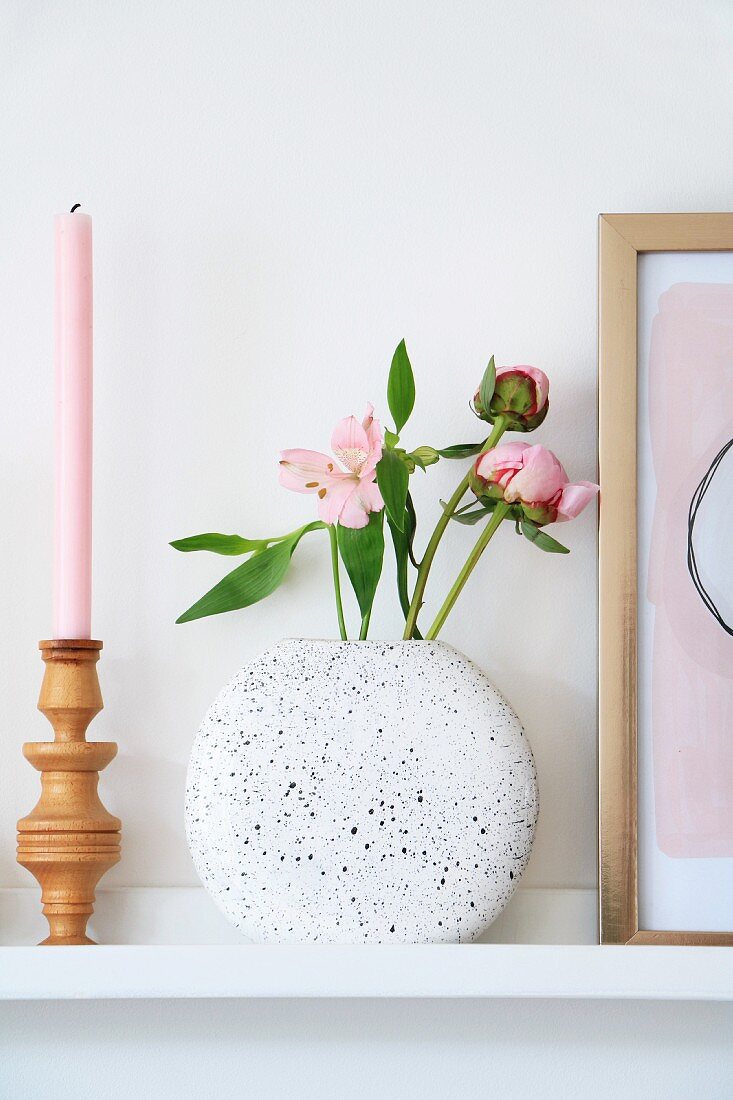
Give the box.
[17,640,121,945]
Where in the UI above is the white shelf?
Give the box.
[2,889,729,1001]
[1,943,732,1001]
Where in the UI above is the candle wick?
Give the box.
[70,203,81,213]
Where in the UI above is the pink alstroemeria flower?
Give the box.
[279,405,385,529]
[471,441,598,526]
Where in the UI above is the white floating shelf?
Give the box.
[1,943,732,1001]
[2,890,729,1001]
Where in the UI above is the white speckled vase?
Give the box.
[185,639,538,943]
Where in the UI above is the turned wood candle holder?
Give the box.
[17,640,121,945]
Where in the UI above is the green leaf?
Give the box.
[405,491,420,569]
[388,518,410,623]
[175,522,325,623]
[447,503,497,525]
[170,533,269,555]
[176,541,292,623]
[387,498,422,639]
[521,521,570,554]
[384,428,400,448]
[387,339,415,434]
[437,442,485,459]
[337,512,385,619]
[376,447,410,531]
[479,355,496,415]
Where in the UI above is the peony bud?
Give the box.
[471,442,598,526]
[472,365,549,432]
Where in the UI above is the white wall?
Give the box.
[2,998,733,1100]
[1,1,732,1095]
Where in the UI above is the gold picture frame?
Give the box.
[598,213,733,946]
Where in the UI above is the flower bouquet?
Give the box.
[172,342,597,640]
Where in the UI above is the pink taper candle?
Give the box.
[53,208,93,639]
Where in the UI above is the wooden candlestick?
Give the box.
[17,640,121,945]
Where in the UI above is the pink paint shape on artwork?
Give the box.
[648,282,733,857]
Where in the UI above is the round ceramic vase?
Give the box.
[185,639,538,943]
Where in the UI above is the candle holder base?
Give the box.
[17,640,121,946]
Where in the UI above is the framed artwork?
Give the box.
[599,213,733,945]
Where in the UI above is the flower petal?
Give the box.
[279,449,340,493]
[475,441,529,481]
[337,478,384,529]
[362,406,384,476]
[361,440,384,480]
[357,478,384,512]
[336,500,371,529]
[504,444,567,505]
[316,476,360,525]
[556,480,599,520]
[529,367,550,411]
[331,416,371,474]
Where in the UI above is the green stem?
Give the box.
[359,609,371,640]
[402,473,469,639]
[425,502,510,640]
[329,525,348,640]
[402,415,508,640]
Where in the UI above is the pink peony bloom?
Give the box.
[279,405,385,529]
[471,441,598,526]
[473,365,550,431]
